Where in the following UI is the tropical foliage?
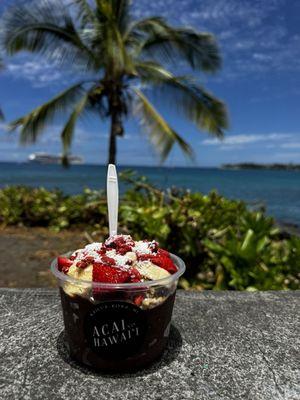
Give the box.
[1,0,228,164]
[1,174,299,291]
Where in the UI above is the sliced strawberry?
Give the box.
[137,254,152,262]
[105,236,121,248]
[117,244,132,255]
[69,253,77,261]
[137,252,177,274]
[93,263,130,284]
[151,255,178,273]
[105,235,134,254]
[95,245,107,255]
[129,268,142,283]
[134,295,144,306]
[157,248,170,257]
[76,260,87,269]
[101,255,116,265]
[57,257,73,273]
[76,256,94,269]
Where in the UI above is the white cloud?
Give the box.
[6,59,63,87]
[280,142,300,149]
[201,132,300,158]
[203,134,261,146]
[234,40,256,50]
[253,53,272,61]
[202,133,294,147]
[219,144,243,151]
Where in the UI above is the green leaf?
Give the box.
[61,92,91,156]
[135,21,222,72]
[133,88,193,161]
[2,0,97,69]
[9,82,88,144]
[241,229,255,252]
[257,236,269,253]
[72,0,98,27]
[135,62,228,137]
[203,239,225,254]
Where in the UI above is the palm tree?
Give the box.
[1,0,228,165]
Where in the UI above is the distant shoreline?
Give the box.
[1,162,300,224]
[222,163,300,171]
[1,160,300,171]
[0,161,219,169]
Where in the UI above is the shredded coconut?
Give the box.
[71,242,102,262]
[133,240,153,254]
[84,243,102,252]
[70,235,164,272]
[105,234,133,246]
[105,249,130,269]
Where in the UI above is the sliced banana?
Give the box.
[136,261,170,280]
[67,263,93,280]
[126,251,137,262]
[63,264,93,297]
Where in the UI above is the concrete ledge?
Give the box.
[0,289,299,400]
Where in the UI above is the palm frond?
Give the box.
[109,27,133,74]
[139,25,221,72]
[136,62,228,137]
[9,82,87,144]
[85,84,107,117]
[72,0,97,27]
[124,16,172,60]
[110,0,131,34]
[177,29,221,72]
[1,0,97,69]
[125,16,168,40]
[61,93,89,157]
[133,88,194,161]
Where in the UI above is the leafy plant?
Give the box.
[0,176,299,291]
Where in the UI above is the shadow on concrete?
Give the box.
[56,324,183,378]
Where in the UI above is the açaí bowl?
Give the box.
[51,253,185,372]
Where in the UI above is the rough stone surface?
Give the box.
[0,289,299,400]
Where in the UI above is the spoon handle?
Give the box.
[107,164,119,237]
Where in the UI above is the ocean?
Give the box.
[1,162,300,225]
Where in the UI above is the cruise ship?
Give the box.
[28,152,83,165]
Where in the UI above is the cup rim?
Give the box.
[51,252,186,289]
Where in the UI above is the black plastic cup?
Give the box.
[51,253,185,372]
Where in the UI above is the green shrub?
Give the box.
[0,172,299,291]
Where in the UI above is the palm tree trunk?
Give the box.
[108,111,117,164]
[107,84,124,165]
[108,103,124,165]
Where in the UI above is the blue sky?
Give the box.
[0,0,300,166]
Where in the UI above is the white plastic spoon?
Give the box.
[106,164,119,237]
